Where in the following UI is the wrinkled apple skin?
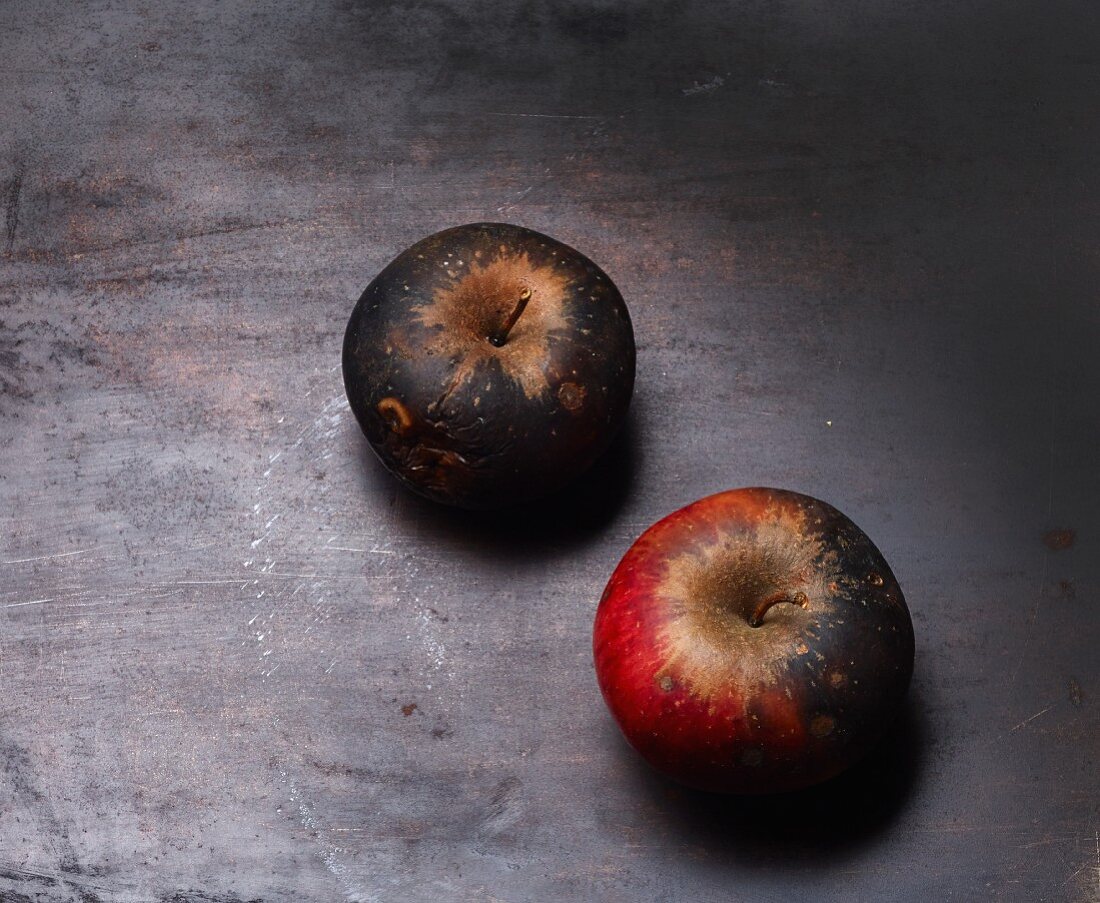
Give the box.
[593,487,914,794]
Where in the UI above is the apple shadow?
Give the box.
[620,688,928,865]
[356,405,643,557]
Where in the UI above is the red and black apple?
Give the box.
[593,487,914,794]
[342,223,635,509]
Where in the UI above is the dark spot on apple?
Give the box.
[867,571,884,586]
[1068,677,1083,707]
[1043,528,1076,550]
[740,748,764,767]
[828,670,847,688]
[657,674,675,692]
[401,702,418,717]
[810,714,836,738]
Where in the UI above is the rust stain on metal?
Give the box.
[1043,529,1076,551]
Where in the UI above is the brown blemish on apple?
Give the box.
[377,397,413,435]
[655,503,841,702]
[809,714,836,737]
[558,381,586,412]
[414,251,571,400]
[397,444,473,499]
[384,327,418,360]
[867,571,884,586]
[828,670,848,688]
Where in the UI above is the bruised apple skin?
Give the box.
[342,223,635,509]
[593,487,914,794]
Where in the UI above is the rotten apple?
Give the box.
[342,223,635,509]
[593,487,914,794]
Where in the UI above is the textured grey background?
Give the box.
[1,1,1098,901]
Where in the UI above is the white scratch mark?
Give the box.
[1094,829,1099,897]
[283,770,375,902]
[165,579,251,586]
[496,184,535,213]
[681,75,725,96]
[485,111,603,120]
[4,547,99,565]
[1008,706,1051,733]
[1,598,55,609]
[415,607,452,683]
[238,384,378,901]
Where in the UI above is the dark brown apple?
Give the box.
[593,487,914,794]
[342,223,635,509]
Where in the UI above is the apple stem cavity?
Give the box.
[749,591,809,627]
[488,287,532,347]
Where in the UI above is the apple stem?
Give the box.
[749,591,809,627]
[488,287,532,347]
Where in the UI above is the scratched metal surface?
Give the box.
[1,1,1098,901]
